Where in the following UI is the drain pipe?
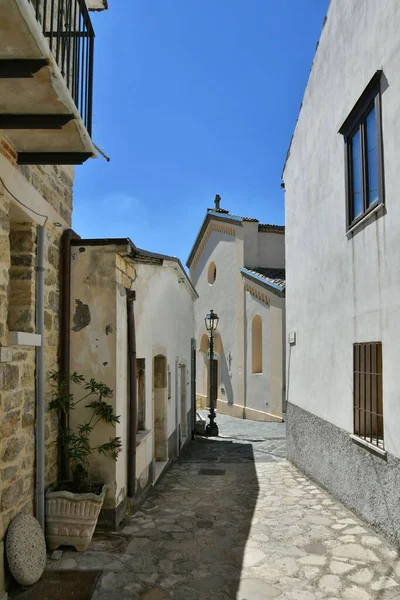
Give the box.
[35,226,45,530]
[175,359,180,457]
[60,229,79,480]
[127,291,137,498]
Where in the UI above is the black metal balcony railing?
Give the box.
[30,0,94,135]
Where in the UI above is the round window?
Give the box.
[208,261,217,285]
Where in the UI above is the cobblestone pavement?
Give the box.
[198,410,286,461]
[47,417,400,600]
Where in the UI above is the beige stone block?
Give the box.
[9,228,36,253]
[1,409,21,438]
[1,478,23,511]
[0,364,20,391]
[0,236,10,263]
[3,390,24,411]
[20,364,35,389]
[7,279,35,306]
[1,435,26,462]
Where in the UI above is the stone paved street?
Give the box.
[48,415,400,599]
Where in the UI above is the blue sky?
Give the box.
[73,0,330,264]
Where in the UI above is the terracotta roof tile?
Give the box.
[243,267,286,289]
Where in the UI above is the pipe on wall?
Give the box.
[60,229,79,480]
[175,359,179,457]
[127,290,137,498]
[35,225,45,530]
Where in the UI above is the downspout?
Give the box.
[35,226,45,530]
[60,229,78,480]
[127,291,137,498]
[175,359,179,457]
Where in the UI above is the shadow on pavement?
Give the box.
[139,436,261,599]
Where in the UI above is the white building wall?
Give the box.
[284,0,400,458]
[258,232,285,269]
[135,262,195,474]
[245,286,284,420]
[284,0,400,546]
[245,291,270,415]
[242,222,259,268]
[192,227,245,414]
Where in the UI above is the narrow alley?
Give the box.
[47,415,400,600]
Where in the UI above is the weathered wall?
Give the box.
[69,246,135,522]
[0,131,73,594]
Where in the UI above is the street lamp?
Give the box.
[205,309,219,436]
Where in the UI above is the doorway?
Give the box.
[136,358,146,431]
[180,363,187,444]
[153,354,167,461]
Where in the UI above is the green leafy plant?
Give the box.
[49,371,122,493]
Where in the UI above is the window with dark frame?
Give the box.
[353,342,383,449]
[339,71,384,230]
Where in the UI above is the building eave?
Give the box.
[186,211,242,268]
[71,237,198,298]
[241,268,285,298]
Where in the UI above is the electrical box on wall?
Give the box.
[289,331,296,345]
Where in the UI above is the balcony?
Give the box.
[0,0,98,165]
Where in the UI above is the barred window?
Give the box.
[353,342,383,449]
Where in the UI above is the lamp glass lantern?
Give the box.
[205,310,219,333]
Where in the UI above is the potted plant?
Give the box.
[45,371,122,551]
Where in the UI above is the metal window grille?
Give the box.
[29,0,94,135]
[353,342,383,448]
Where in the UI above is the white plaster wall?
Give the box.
[242,222,259,269]
[245,286,284,419]
[134,262,195,469]
[284,0,400,458]
[192,227,244,408]
[245,291,271,414]
[258,232,285,268]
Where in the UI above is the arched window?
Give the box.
[252,315,262,374]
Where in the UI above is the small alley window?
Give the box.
[353,342,383,449]
[208,261,217,285]
[339,71,384,230]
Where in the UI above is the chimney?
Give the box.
[214,194,221,211]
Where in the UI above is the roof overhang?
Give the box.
[241,268,285,298]
[71,237,198,299]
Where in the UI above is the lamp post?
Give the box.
[205,309,219,436]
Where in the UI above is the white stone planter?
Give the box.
[45,484,107,552]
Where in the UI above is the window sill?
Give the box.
[346,203,385,237]
[350,434,387,458]
[136,429,151,446]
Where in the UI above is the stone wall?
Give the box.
[0,131,74,592]
[0,131,74,225]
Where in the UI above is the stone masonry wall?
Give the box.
[0,132,73,576]
[0,130,74,225]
